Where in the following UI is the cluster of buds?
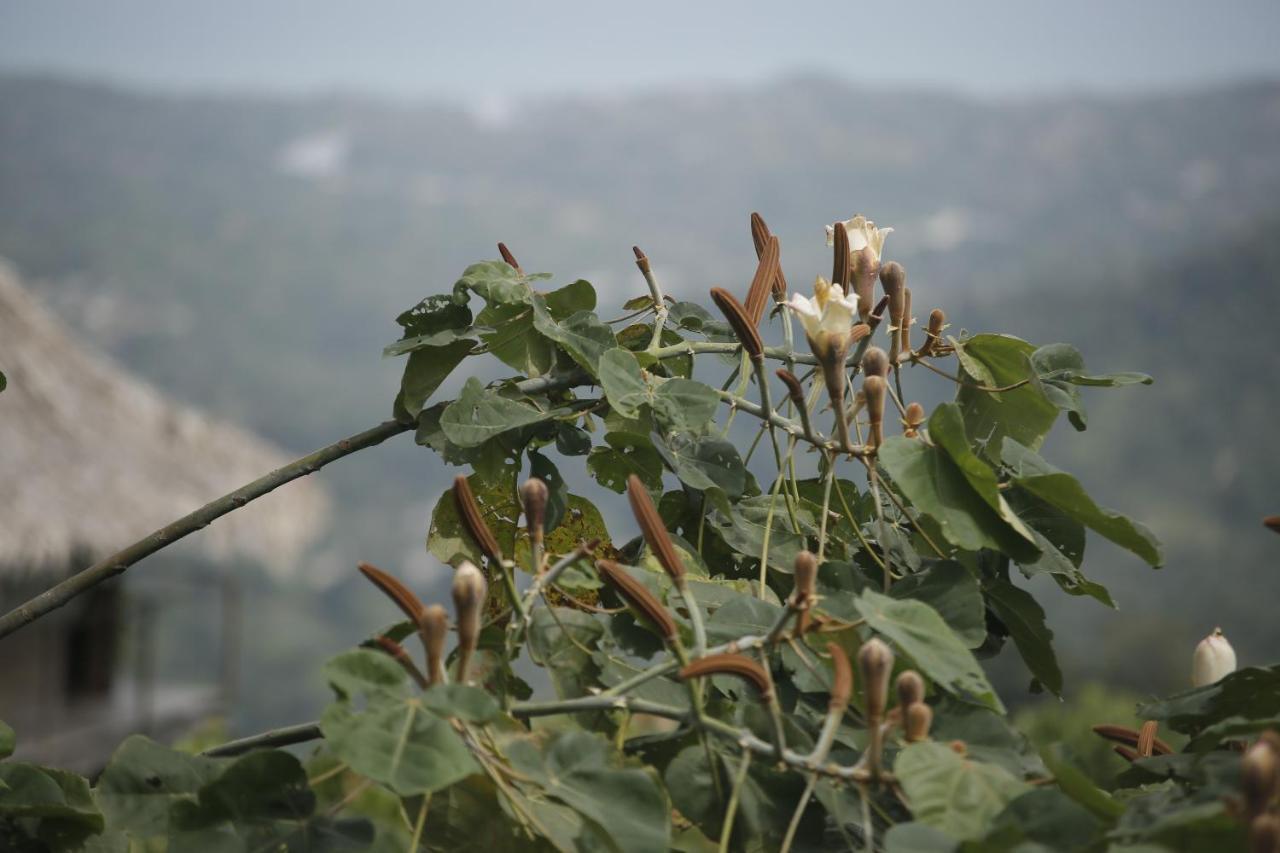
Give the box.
[356,556,488,688]
[848,637,934,780]
[1242,732,1280,851]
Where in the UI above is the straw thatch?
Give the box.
[0,261,330,580]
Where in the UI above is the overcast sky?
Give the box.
[3,0,1279,101]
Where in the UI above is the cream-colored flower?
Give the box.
[825,215,893,262]
[786,276,859,346]
[1191,627,1236,687]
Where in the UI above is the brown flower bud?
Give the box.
[597,559,677,641]
[1264,516,1280,535]
[831,220,851,293]
[453,476,503,565]
[680,653,772,699]
[710,287,764,362]
[776,369,806,408]
[851,246,879,323]
[357,562,426,624]
[919,308,946,356]
[896,670,925,709]
[1136,720,1159,758]
[1242,739,1279,819]
[1091,723,1174,756]
[861,346,889,379]
[374,635,429,689]
[1113,744,1140,763]
[792,550,818,604]
[903,402,926,437]
[827,643,853,712]
[744,235,781,326]
[750,213,789,302]
[1251,813,1280,853]
[857,637,894,725]
[498,242,522,274]
[905,702,933,742]
[451,561,488,683]
[626,475,686,586]
[949,740,968,756]
[422,604,448,686]
[881,263,906,363]
[862,375,887,451]
[520,478,549,552]
[868,295,890,330]
[632,245,651,276]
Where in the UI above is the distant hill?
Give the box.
[1,74,1277,721]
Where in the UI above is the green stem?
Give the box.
[718,751,752,853]
[779,774,819,853]
[202,721,322,757]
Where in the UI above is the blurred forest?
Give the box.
[1,74,1277,732]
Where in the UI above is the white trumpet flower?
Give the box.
[786,276,859,355]
[1191,627,1236,687]
[825,215,893,262]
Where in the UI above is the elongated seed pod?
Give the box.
[498,242,522,274]
[899,287,913,360]
[905,702,933,742]
[626,475,686,587]
[1251,813,1280,853]
[422,604,448,686]
[903,402,926,438]
[896,670,925,709]
[1091,723,1174,756]
[867,295,890,332]
[358,562,426,624]
[1136,720,1159,758]
[744,235,781,326]
[375,636,429,689]
[453,476,503,565]
[863,375,887,451]
[776,369,806,407]
[680,653,772,698]
[861,346,889,379]
[520,478,549,553]
[831,220,851,293]
[596,559,678,641]
[1113,744,1140,762]
[750,212,788,300]
[828,643,853,712]
[1243,739,1279,818]
[633,245,651,276]
[858,638,894,724]
[919,308,945,356]
[452,561,487,684]
[710,287,764,362]
[1264,516,1280,535]
[880,262,906,361]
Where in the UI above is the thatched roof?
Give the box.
[0,261,330,579]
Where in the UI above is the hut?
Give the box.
[0,261,330,771]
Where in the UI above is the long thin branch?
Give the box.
[202,721,323,757]
[0,419,411,640]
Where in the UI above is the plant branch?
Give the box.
[202,721,323,757]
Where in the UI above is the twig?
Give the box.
[202,721,323,757]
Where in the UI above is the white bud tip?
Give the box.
[1191,627,1236,687]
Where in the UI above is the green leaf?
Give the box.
[705,595,785,645]
[588,432,666,493]
[180,749,315,828]
[598,347,652,419]
[971,787,1102,852]
[954,334,1059,454]
[892,561,986,649]
[651,378,719,435]
[927,403,1039,557]
[320,698,478,796]
[400,339,477,417]
[1038,744,1123,821]
[506,731,670,853]
[1137,665,1280,736]
[0,370,6,394]
[877,436,1037,561]
[1029,343,1089,431]
[395,291,473,338]
[419,684,501,723]
[984,579,1063,696]
[855,590,1004,712]
[0,719,13,758]
[529,607,604,700]
[323,649,408,699]
[453,260,530,305]
[531,295,616,376]
[441,377,566,448]
[714,495,812,574]
[1001,437,1163,566]
[96,736,225,838]
[653,433,747,515]
[895,741,1029,841]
